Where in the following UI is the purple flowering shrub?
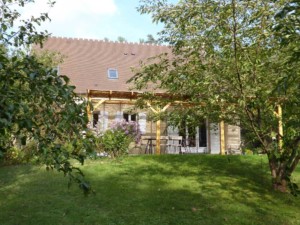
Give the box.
[100,120,141,157]
[110,120,142,143]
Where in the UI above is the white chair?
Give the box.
[168,136,183,154]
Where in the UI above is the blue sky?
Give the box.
[23,0,165,42]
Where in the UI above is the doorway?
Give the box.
[168,119,208,153]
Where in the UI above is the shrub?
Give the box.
[100,120,141,158]
[2,141,39,165]
[243,149,254,155]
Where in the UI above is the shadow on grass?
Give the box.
[0,163,42,187]
[0,155,299,225]
[150,154,271,191]
[84,155,300,225]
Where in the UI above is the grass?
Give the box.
[0,154,300,225]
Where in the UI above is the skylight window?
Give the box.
[107,68,118,79]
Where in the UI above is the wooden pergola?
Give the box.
[86,89,283,155]
[86,89,227,155]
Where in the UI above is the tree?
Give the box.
[139,34,159,44]
[146,34,158,44]
[130,0,300,194]
[139,38,146,43]
[117,36,127,42]
[0,0,95,194]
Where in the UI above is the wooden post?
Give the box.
[220,121,226,155]
[156,120,161,155]
[155,103,171,155]
[146,102,171,155]
[86,89,92,123]
[278,104,283,151]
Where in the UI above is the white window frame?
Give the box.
[123,112,137,122]
[107,68,118,79]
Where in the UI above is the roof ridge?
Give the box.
[49,36,167,47]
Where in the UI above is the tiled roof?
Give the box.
[35,37,171,94]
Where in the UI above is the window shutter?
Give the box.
[115,111,123,122]
[209,123,220,154]
[99,111,108,131]
[138,112,147,134]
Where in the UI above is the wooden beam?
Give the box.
[89,98,201,107]
[87,89,287,104]
[109,90,112,100]
[162,103,171,112]
[146,101,158,114]
[91,99,136,105]
[220,121,226,155]
[93,99,106,110]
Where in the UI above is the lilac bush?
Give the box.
[100,120,142,157]
[110,120,142,143]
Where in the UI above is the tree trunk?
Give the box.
[268,156,288,192]
[272,176,288,193]
[268,144,300,193]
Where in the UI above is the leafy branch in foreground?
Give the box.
[0,0,95,194]
[131,0,300,194]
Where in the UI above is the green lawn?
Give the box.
[0,155,299,225]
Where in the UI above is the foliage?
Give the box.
[139,34,159,44]
[130,0,300,193]
[0,0,95,194]
[117,36,127,43]
[100,120,141,158]
[274,0,299,59]
[243,149,254,156]
[101,129,132,158]
[2,141,39,165]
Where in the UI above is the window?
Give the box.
[131,114,137,122]
[199,122,207,147]
[123,113,137,122]
[123,113,129,122]
[107,68,118,79]
[93,111,99,128]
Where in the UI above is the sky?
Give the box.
[21,0,165,43]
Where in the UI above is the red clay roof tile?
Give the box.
[35,37,171,93]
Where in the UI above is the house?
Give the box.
[35,37,241,154]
